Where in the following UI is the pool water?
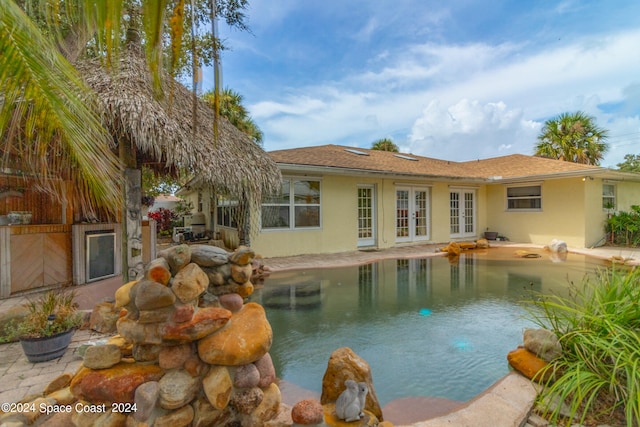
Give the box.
[249,249,608,405]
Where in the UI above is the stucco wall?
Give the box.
[485,177,590,247]
[190,174,640,258]
[251,175,489,257]
[253,175,384,257]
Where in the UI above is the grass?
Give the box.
[528,266,640,426]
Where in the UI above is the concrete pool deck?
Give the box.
[1,241,638,426]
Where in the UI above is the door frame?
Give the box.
[449,187,476,239]
[395,186,430,243]
[357,184,377,247]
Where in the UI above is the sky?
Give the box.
[212,0,640,168]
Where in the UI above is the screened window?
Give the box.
[262,179,321,229]
[507,185,541,210]
[216,196,238,228]
[602,184,616,210]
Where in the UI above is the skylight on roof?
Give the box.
[394,154,418,161]
[344,148,369,156]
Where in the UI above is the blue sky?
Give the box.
[213,0,640,167]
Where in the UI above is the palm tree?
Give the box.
[371,138,399,152]
[1,0,252,214]
[0,1,122,213]
[534,111,609,165]
[1,1,281,279]
[202,87,264,145]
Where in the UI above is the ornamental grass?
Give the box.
[528,266,640,426]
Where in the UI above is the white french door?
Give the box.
[357,185,376,247]
[450,189,476,238]
[396,187,430,243]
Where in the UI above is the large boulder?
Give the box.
[321,347,383,421]
[70,363,164,404]
[198,303,272,365]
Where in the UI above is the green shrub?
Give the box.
[606,205,640,246]
[528,267,640,426]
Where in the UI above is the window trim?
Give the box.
[215,196,238,229]
[602,183,616,211]
[505,184,542,211]
[261,177,322,231]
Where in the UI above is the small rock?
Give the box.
[234,363,261,389]
[153,404,194,427]
[172,304,195,323]
[43,373,73,395]
[135,279,176,310]
[144,257,172,285]
[189,244,230,267]
[229,387,264,414]
[240,383,281,426]
[137,306,174,323]
[158,369,200,410]
[192,397,235,427]
[114,280,138,309]
[161,306,231,342]
[158,244,192,275]
[172,263,209,303]
[133,381,159,421]
[83,344,121,369]
[229,246,255,265]
[46,387,75,405]
[230,263,253,284]
[507,347,552,383]
[254,353,277,388]
[132,343,162,362]
[159,343,193,370]
[291,399,324,425]
[219,293,244,312]
[89,302,119,333]
[184,354,208,377]
[523,328,562,362]
[202,365,233,410]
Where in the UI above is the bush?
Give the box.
[606,205,640,246]
[528,267,640,426]
[148,208,179,233]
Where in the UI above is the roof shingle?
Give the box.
[268,144,604,180]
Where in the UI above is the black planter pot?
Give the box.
[19,329,75,363]
[484,231,498,240]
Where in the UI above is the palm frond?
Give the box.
[0,1,122,214]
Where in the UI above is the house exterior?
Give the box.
[183,144,640,258]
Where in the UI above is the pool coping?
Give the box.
[396,372,537,427]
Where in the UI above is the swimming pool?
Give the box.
[249,248,608,405]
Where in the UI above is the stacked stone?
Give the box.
[68,244,281,427]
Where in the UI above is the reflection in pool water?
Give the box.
[249,249,608,405]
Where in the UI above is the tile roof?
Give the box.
[267,144,604,181]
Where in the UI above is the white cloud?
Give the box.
[408,99,540,160]
[246,25,640,164]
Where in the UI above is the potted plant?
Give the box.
[484,228,498,240]
[4,291,83,363]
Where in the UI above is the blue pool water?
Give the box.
[249,248,608,405]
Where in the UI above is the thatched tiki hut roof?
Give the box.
[74,38,281,278]
[74,40,281,201]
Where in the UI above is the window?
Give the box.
[507,185,541,210]
[262,179,321,229]
[602,183,616,210]
[216,196,238,228]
